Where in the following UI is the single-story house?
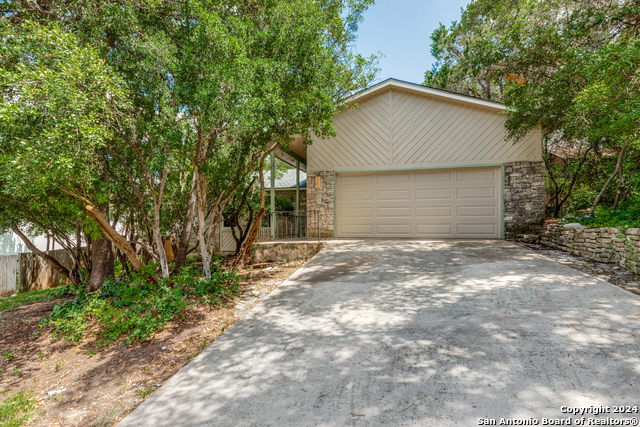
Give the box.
[274,78,545,240]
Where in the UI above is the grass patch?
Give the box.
[0,391,36,427]
[0,287,68,313]
[40,266,240,345]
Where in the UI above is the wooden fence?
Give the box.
[17,249,72,294]
[0,255,19,297]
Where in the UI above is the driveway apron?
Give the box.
[119,240,640,426]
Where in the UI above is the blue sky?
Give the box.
[353,0,470,85]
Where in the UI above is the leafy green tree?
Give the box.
[0,20,132,286]
[2,0,377,285]
[426,0,640,217]
[173,0,378,273]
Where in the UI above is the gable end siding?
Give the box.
[307,87,541,172]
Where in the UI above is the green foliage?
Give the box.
[0,20,128,198]
[267,195,296,212]
[137,385,154,399]
[1,352,14,362]
[566,195,640,229]
[1,0,378,284]
[567,187,598,212]
[41,267,240,344]
[0,390,36,427]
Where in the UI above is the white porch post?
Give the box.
[270,154,276,239]
[295,160,300,237]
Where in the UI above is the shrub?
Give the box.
[567,186,598,212]
[564,194,640,229]
[590,198,640,229]
[40,266,240,345]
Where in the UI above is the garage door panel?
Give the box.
[340,190,374,201]
[457,206,496,216]
[376,217,412,226]
[376,173,411,184]
[415,206,452,217]
[456,169,497,181]
[376,189,411,201]
[340,200,375,209]
[377,225,412,235]
[457,223,497,236]
[340,207,373,217]
[457,187,496,199]
[377,207,411,218]
[340,175,373,186]
[415,224,453,235]
[415,171,452,182]
[338,226,373,237]
[415,189,452,200]
[336,167,501,238]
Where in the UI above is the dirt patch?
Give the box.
[518,242,640,295]
[0,261,304,426]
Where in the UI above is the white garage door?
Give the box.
[336,167,501,238]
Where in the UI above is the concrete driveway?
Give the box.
[120,240,640,426]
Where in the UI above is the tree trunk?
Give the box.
[152,217,170,278]
[197,201,211,279]
[195,169,212,279]
[613,164,625,210]
[87,238,114,291]
[173,172,198,274]
[84,205,156,283]
[232,150,273,269]
[589,147,626,216]
[87,204,115,291]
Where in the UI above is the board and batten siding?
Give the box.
[307,87,541,172]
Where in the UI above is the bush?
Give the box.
[567,186,598,212]
[564,195,640,229]
[589,197,640,229]
[40,266,240,345]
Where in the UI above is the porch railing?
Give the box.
[257,210,320,242]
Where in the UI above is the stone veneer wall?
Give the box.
[537,222,640,274]
[306,171,335,238]
[503,161,546,239]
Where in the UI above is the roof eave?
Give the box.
[344,79,506,112]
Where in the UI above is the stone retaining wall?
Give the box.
[251,241,327,264]
[536,222,640,274]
